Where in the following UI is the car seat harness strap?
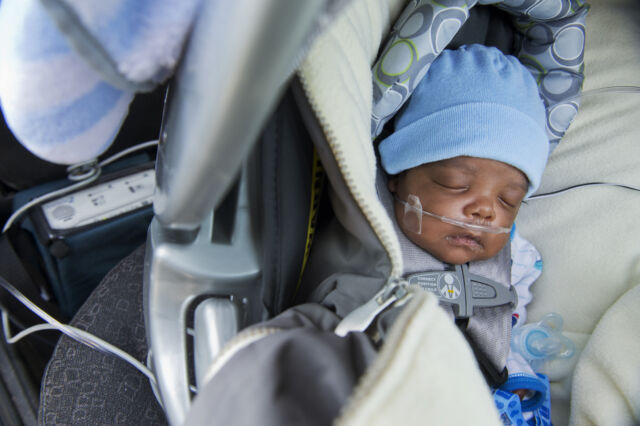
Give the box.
[406,263,517,318]
[456,317,509,388]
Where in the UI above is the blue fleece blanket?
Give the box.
[0,0,201,165]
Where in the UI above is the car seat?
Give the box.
[9,0,640,425]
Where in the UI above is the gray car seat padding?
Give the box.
[260,91,315,315]
[39,245,167,425]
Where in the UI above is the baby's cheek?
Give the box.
[484,234,510,258]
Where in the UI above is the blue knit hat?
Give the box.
[378,44,548,196]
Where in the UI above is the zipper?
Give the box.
[335,278,410,336]
[296,69,403,281]
[203,59,408,382]
[201,326,283,386]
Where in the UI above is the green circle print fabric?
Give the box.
[371,0,588,153]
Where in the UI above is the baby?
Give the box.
[379,43,547,265]
[387,155,528,265]
[377,44,549,422]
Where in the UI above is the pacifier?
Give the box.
[511,312,576,371]
[397,194,512,235]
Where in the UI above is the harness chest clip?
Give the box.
[406,263,517,319]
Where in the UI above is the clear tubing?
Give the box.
[0,277,157,386]
[396,194,512,234]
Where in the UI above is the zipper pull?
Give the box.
[335,279,409,337]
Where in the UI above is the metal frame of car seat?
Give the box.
[144,1,333,423]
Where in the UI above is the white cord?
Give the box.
[1,140,158,234]
[98,140,159,168]
[0,277,156,386]
[2,170,102,233]
[2,311,58,344]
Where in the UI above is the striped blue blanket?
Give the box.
[0,0,201,165]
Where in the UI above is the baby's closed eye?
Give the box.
[434,180,469,191]
[498,195,519,209]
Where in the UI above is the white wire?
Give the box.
[2,170,102,233]
[0,277,156,386]
[98,140,158,168]
[2,310,15,342]
[0,140,161,388]
[1,140,158,234]
[2,313,58,344]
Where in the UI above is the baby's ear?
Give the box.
[387,175,398,193]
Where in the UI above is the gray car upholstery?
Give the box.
[39,245,166,425]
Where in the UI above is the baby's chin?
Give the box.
[435,251,483,265]
[431,245,500,265]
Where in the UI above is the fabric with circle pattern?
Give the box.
[371,0,588,153]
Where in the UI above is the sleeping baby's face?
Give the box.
[388,156,528,264]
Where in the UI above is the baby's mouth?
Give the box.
[445,233,483,251]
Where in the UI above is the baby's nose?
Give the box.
[463,198,495,220]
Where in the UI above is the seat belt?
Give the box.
[407,264,515,388]
[456,317,509,388]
